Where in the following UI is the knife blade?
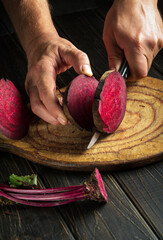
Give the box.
[87,131,101,149]
[87,60,129,149]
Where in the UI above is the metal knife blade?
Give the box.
[87,131,101,149]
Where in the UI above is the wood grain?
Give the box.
[0,76,162,171]
[0,154,158,240]
[114,161,163,239]
[33,166,158,240]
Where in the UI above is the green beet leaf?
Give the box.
[9,174,37,188]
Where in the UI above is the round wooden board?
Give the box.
[0,77,163,171]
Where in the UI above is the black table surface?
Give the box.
[0,3,163,240]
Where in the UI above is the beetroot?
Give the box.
[0,168,107,207]
[63,71,126,134]
[63,75,98,131]
[0,79,31,139]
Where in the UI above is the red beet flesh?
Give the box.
[0,79,31,139]
[87,168,108,202]
[93,71,127,133]
[63,71,126,134]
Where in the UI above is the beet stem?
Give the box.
[0,183,85,194]
[10,189,88,201]
[0,190,86,207]
[0,168,107,207]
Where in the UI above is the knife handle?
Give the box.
[119,60,129,79]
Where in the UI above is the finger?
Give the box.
[37,71,68,125]
[63,48,93,76]
[103,35,124,71]
[28,86,60,125]
[124,46,149,78]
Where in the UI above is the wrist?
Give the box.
[25,29,59,59]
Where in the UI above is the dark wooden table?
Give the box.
[0,3,163,240]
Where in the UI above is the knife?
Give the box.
[87,130,101,149]
[87,60,129,149]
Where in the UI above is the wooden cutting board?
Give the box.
[0,77,163,171]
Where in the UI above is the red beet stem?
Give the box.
[0,169,107,207]
[0,183,85,194]
[9,189,88,201]
[0,190,86,207]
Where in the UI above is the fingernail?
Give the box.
[57,116,67,125]
[81,65,93,76]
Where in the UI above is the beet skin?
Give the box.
[0,79,31,139]
[63,74,98,131]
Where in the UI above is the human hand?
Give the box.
[25,33,93,125]
[103,0,163,78]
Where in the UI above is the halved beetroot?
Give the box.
[0,79,31,139]
[63,71,126,134]
[63,75,98,131]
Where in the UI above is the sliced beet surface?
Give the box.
[0,79,31,139]
[93,71,127,133]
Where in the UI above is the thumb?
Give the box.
[65,48,93,76]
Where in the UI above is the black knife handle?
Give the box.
[119,60,129,79]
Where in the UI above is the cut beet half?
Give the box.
[63,71,127,134]
[63,74,98,131]
[93,71,127,133]
[0,79,31,139]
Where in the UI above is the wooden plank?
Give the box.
[0,153,75,240]
[48,0,109,16]
[33,165,159,240]
[0,204,76,240]
[0,1,14,35]
[114,161,163,239]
